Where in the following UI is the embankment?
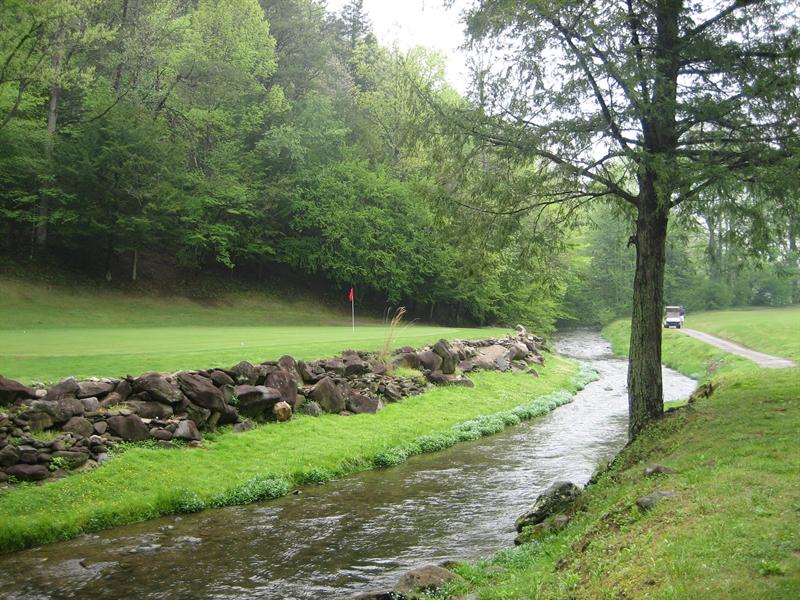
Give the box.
[443,319,799,599]
[0,331,597,553]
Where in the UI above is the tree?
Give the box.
[462,0,799,437]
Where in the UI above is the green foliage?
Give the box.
[0,0,567,327]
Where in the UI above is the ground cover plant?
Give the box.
[0,278,509,383]
[0,356,599,553]
[443,312,799,599]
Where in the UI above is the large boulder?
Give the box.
[391,352,419,370]
[6,463,49,481]
[235,385,282,420]
[217,402,239,425]
[229,361,259,385]
[515,481,582,531]
[0,376,38,406]
[322,358,346,376]
[132,373,183,405]
[508,341,529,361]
[278,355,304,386]
[43,378,80,402]
[432,339,458,374]
[309,377,345,413]
[295,360,317,384]
[106,414,150,442]
[266,370,298,408]
[461,345,514,372]
[208,370,235,388]
[417,350,443,372]
[124,400,174,419]
[346,393,383,414]
[62,416,94,438]
[76,380,115,399]
[173,420,201,442]
[394,565,463,596]
[0,445,19,467]
[177,372,224,412]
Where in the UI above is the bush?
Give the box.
[211,476,290,507]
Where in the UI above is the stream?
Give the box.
[0,330,697,599]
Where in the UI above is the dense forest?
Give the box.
[1,0,797,328]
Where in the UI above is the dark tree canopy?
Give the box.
[461,0,800,437]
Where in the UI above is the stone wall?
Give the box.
[0,327,546,484]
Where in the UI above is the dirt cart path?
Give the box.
[680,328,796,369]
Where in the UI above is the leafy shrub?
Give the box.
[172,489,205,514]
[212,476,290,506]
[296,467,335,485]
[372,447,410,468]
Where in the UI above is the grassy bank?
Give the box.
[683,306,800,361]
[0,356,598,554]
[0,277,508,383]
[445,314,799,599]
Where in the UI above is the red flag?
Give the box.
[348,287,354,302]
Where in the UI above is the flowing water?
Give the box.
[0,331,696,599]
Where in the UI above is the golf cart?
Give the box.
[663,305,685,329]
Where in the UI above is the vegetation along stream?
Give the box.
[0,331,697,599]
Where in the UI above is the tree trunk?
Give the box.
[627,183,669,439]
[790,222,799,304]
[131,248,138,281]
[36,22,65,248]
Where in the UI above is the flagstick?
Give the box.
[351,296,355,332]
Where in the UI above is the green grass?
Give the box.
[684,306,800,361]
[0,356,595,553]
[0,277,509,383]
[446,311,800,599]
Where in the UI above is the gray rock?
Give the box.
[0,376,38,406]
[173,420,201,442]
[346,393,383,414]
[0,444,19,467]
[233,420,254,433]
[235,385,282,419]
[175,536,202,545]
[643,464,676,477]
[418,350,443,372]
[107,414,150,442]
[150,428,173,441]
[208,370,234,387]
[297,401,321,417]
[394,565,462,596]
[124,400,174,420]
[62,416,94,438]
[391,352,419,370]
[266,369,298,408]
[6,463,49,481]
[177,372,224,412]
[432,339,458,374]
[132,373,183,405]
[515,481,582,531]
[80,396,100,412]
[93,421,108,435]
[636,490,677,511]
[309,377,345,413]
[43,378,80,402]
[77,381,114,399]
[229,361,259,385]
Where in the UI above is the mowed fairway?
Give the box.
[0,278,509,383]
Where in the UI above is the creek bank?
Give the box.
[0,328,547,486]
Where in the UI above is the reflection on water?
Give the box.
[0,330,696,599]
